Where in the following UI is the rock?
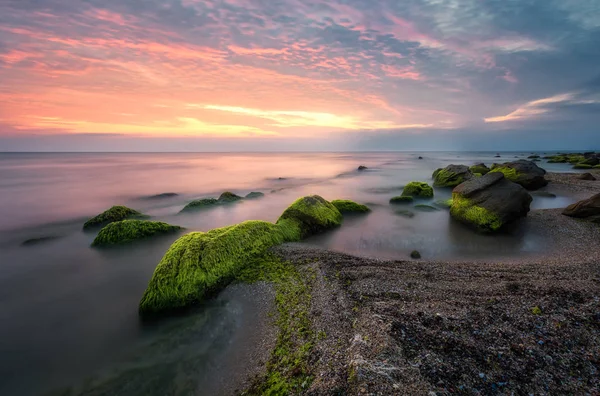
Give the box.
[418,156,423,160]
[394,209,415,218]
[433,165,473,187]
[489,160,548,190]
[331,199,370,214]
[22,236,60,246]
[402,181,434,198]
[180,198,219,212]
[527,155,540,159]
[357,165,368,171]
[562,193,600,221]
[494,154,501,158]
[277,195,342,238]
[390,196,414,204]
[83,206,145,230]
[414,204,439,212]
[92,220,182,247]
[410,250,421,259]
[470,163,490,175]
[142,193,178,200]
[579,157,599,166]
[245,191,265,199]
[573,164,592,169]
[576,173,596,181]
[218,191,243,203]
[450,172,532,233]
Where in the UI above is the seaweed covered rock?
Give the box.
[331,199,370,214]
[470,163,490,175]
[277,195,342,238]
[489,160,547,190]
[245,191,265,199]
[218,191,243,203]
[450,172,532,233]
[138,220,301,315]
[573,164,592,169]
[92,220,182,247]
[433,165,473,187]
[390,196,414,204]
[562,193,600,222]
[402,182,434,198]
[83,206,145,230]
[180,198,219,212]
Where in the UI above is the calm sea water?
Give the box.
[0,151,585,395]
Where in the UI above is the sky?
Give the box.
[0,0,599,151]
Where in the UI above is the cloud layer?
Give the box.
[0,0,599,149]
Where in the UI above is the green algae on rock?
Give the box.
[218,191,243,203]
[401,181,434,198]
[573,163,592,169]
[469,163,490,175]
[83,205,145,230]
[92,220,182,247]
[139,195,341,315]
[433,165,473,187]
[390,196,414,204]
[180,198,219,212]
[245,191,265,199]
[488,159,547,190]
[331,199,370,214]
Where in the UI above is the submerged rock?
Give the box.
[577,173,596,181]
[180,198,219,212]
[245,191,265,199]
[390,196,414,204]
[139,195,341,315]
[92,220,182,247]
[218,191,243,203]
[402,181,434,198]
[433,165,473,187]
[142,192,179,200]
[410,250,421,259]
[22,236,60,246]
[562,193,600,221]
[470,163,490,175]
[394,209,415,218]
[331,199,370,214]
[414,204,439,212]
[450,172,532,233]
[83,206,145,230]
[357,165,368,171]
[489,160,548,190]
[433,199,453,209]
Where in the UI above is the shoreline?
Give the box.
[241,171,600,394]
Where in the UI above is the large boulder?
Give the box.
[562,193,600,222]
[92,220,182,247]
[450,172,532,233]
[489,160,547,190]
[433,165,473,187]
[402,181,434,198]
[277,195,342,238]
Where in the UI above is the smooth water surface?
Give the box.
[0,151,585,395]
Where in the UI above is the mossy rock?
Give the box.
[245,192,265,199]
[277,195,342,238]
[469,163,490,175]
[433,165,473,187]
[414,204,439,212]
[573,163,592,169]
[432,168,442,179]
[433,199,453,209]
[180,198,219,212]
[83,205,145,230]
[331,199,370,214]
[488,160,547,190]
[394,209,415,218]
[402,181,434,198]
[410,250,421,259]
[218,191,243,203]
[390,196,414,204]
[593,164,600,169]
[92,220,182,247]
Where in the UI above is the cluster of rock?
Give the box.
[545,152,600,169]
[180,191,264,212]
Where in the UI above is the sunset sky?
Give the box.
[1,0,599,151]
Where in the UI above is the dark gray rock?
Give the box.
[562,193,600,221]
[576,173,596,181]
[489,159,548,190]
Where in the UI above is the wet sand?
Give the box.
[252,171,600,394]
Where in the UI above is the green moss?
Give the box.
[410,250,421,259]
[92,220,182,247]
[180,198,219,212]
[469,165,490,175]
[390,196,414,204]
[245,191,265,199]
[331,199,370,214]
[489,166,520,182]
[276,195,342,239]
[433,168,469,187]
[432,168,442,179]
[434,199,453,209]
[573,163,592,169]
[531,306,542,315]
[414,204,439,212]
[402,181,434,198]
[218,191,243,203]
[450,195,502,232]
[394,209,415,218]
[593,164,600,169]
[83,205,145,229]
[140,195,341,315]
[568,155,585,164]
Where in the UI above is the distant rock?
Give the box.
[92,220,182,247]
[331,199,370,214]
[390,196,414,204]
[433,164,473,187]
[218,191,243,203]
[489,160,548,190]
[22,236,60,246]
[83,206,146,230]
[180,198,219,212]
[418,156,423,160]
[357,165,368,171]
[142,193,179,200]
[450,172,532,233]
[562,193,600,222]
[394,209,415,218]
[527,155,540,159]
[245,192,265,199]
[410,250,421,259]
[577,173,596,181]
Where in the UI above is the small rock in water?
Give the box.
[410,250,421,259]
[357,165,368,171]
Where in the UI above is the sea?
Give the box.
[0,151,587,395]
